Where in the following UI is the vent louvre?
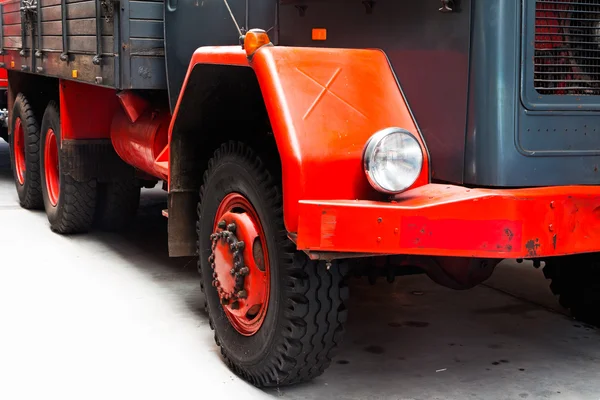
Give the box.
[534,0,600,95]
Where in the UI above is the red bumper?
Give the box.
[296,184,600,259]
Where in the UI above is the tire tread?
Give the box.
[197,140,348,387]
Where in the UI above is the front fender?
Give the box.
[251,46,430,232]
[169,45,430,234]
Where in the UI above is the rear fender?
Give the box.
[169,45,430,236]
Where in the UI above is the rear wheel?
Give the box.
[543,254,600,326]
[197,141,349,387]
[40,101,97,234]
[9,93,43,209]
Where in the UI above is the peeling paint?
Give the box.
[525,238,540,257]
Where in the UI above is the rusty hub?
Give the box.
[209,193,270,336]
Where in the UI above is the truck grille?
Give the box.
[534,0,600,95]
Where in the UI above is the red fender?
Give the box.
[169,45,430,234]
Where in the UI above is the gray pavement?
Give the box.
[0,141,598,400]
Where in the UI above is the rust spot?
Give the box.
[552,234,557,250]
[525,239,540,257]
[504,228,514,241]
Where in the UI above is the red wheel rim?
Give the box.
[44,128,60,206]
[209,193,270,336]
[13,117,26,185]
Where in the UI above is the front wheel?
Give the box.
[197,141,349,387]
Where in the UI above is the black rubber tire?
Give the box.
[9,93,43,209]
[40,101,97,234]
[543,255,600,326]
[197,141,349,387]
[94,179,141,231]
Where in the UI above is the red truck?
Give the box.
[3,0,600,387]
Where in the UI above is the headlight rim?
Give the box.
[362,127,424,194]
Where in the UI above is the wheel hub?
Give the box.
[44,128,60,206]
[209,193,269,336]
[13,117,26,185]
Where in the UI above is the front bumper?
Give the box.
[296,184,600,259]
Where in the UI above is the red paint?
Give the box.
[0,67,8,88]
[44,128,60,206]
[252,46,429,233]
[110,102,170,180]
[13,116,25,184]
[117,90,149,123]
[59,79,119,140]
[296,184,600,259]
[399,217,522,253]
[170,45,429,233]
[212,193,270,336]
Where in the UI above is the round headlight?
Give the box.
[363,128,424,194]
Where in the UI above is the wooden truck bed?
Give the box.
[0,0,166,89]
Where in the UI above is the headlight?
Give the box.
[363,128,424,194]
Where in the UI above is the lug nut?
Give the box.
[239,267,249,276]
[237,241,245,250]
[208,255,214,263]
[211,262,215,269]
[230,301,240,310]
[237,290,248,299]
[230,268,236,275]
[218,220,227,229]
[212,272,218,279]
[227,223,236,232]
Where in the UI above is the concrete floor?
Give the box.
[0,141,599,400]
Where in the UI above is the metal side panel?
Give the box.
[164,0,276,111]
[122,0,166,89]
[464,0,600,187]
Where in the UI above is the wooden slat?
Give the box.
[41,35,113,53]
[3,24,20,36]
[130,1,163,20]
[41,2,108,22]
[130,38,164,54]
[5,35,113,53]
[130,20,163,39]
[40,18,112,36]
[4,35,29,49]
[41,0,98,7]
[2,2,20,13]
[3,12,21,25]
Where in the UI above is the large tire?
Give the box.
[543,255,600,326]
[197,141,349,387]
[9,93,43,209]
[40,101,97,234]
[94,179,141,231]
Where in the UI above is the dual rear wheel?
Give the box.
[9,94,140,233]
